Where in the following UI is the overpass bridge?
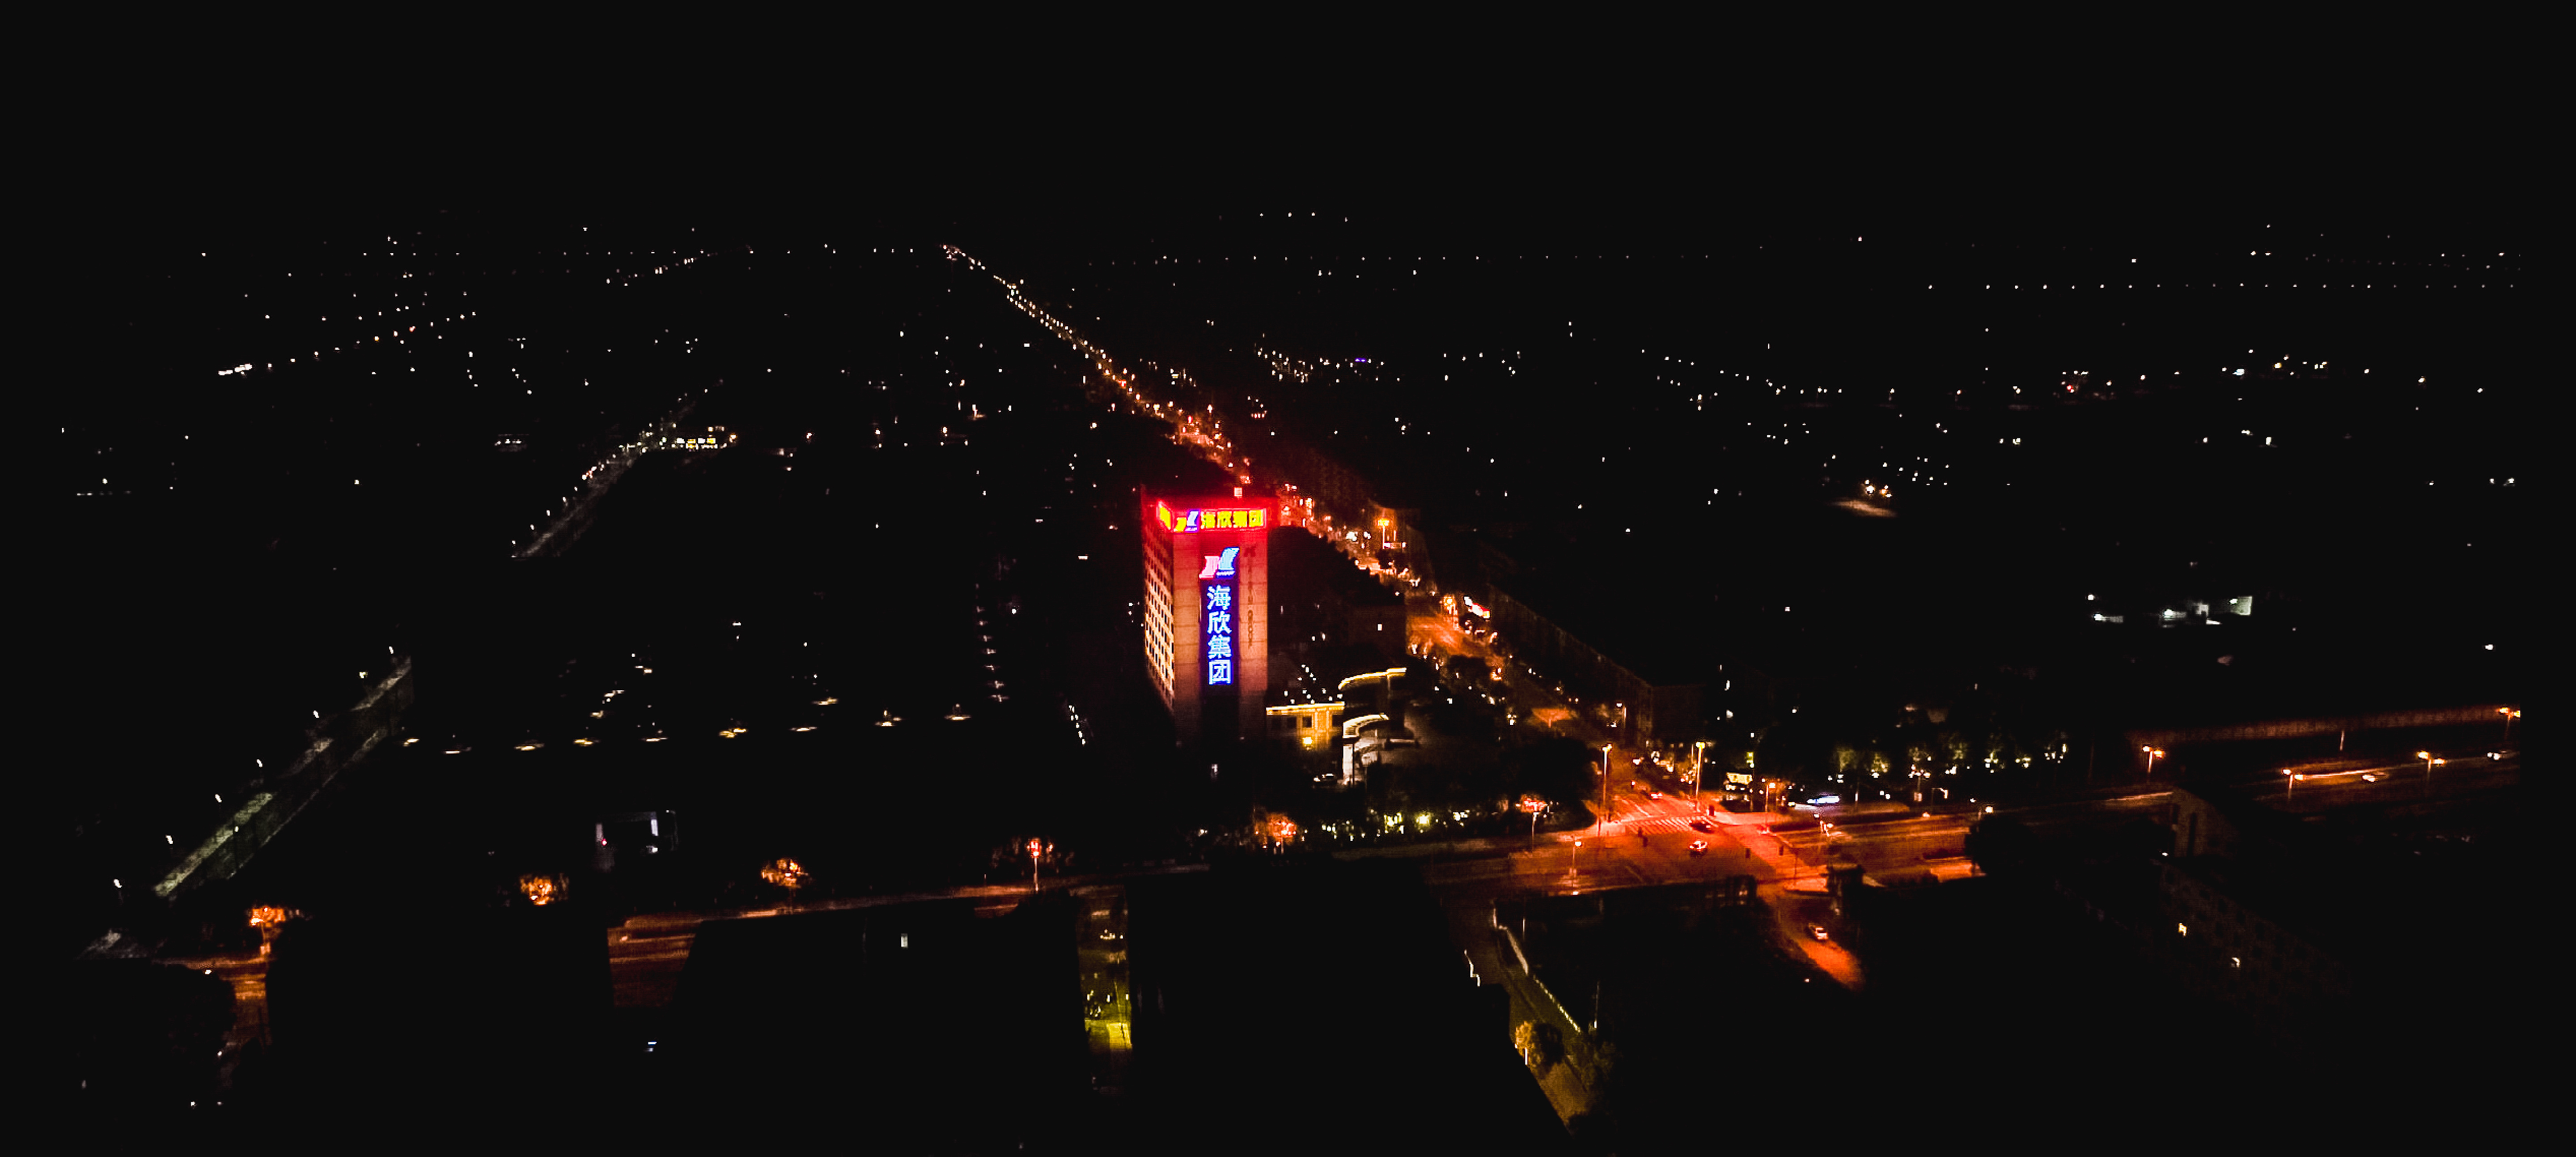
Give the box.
[2127,703,2515,752]
[150,657,416,908]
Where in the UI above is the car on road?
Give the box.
[1687,840,1708,857]
[1806,923,1830,942]
[1689,819,1715,833]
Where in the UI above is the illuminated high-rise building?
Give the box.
[1142,492,1270,745]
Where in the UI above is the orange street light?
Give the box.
[248,906,292,955]
[2142,747,2165,777]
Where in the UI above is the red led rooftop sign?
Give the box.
[1155,501,1268,533]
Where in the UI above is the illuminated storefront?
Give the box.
[1143,493,1270,744]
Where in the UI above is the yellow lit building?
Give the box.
[1265,701,1346,749]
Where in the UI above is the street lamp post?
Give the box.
[2500,707,2519,743]
[2142,746,2165,778]
[2415,751,2445,792]
[1519,794,1547,851]
[1598,744,1613,842]
[1028,838,1046,893]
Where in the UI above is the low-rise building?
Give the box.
[1485,577,1705,745]
[1269,527,1405,661]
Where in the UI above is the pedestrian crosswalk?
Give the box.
[1603,808,1724,838]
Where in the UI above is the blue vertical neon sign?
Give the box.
[1204,580,1235,686]
[1204,555,1236,687]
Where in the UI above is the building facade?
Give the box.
[1143,492,1271,746]
[1485,581,1704,744]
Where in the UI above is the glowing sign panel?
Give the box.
[1159,502,1267,533]
[1204,578,1236,686]
[1198,546,1240,579]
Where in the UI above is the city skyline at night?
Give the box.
[35,74,2542,1145]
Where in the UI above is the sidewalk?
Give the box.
[1466,909,1597,1125]
[617,861,1212,932]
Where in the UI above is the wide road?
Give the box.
[1426,792,1863,986]
[167,864,1209,1046]
[1441,782,2185,993]
[2251,752,2517,810]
